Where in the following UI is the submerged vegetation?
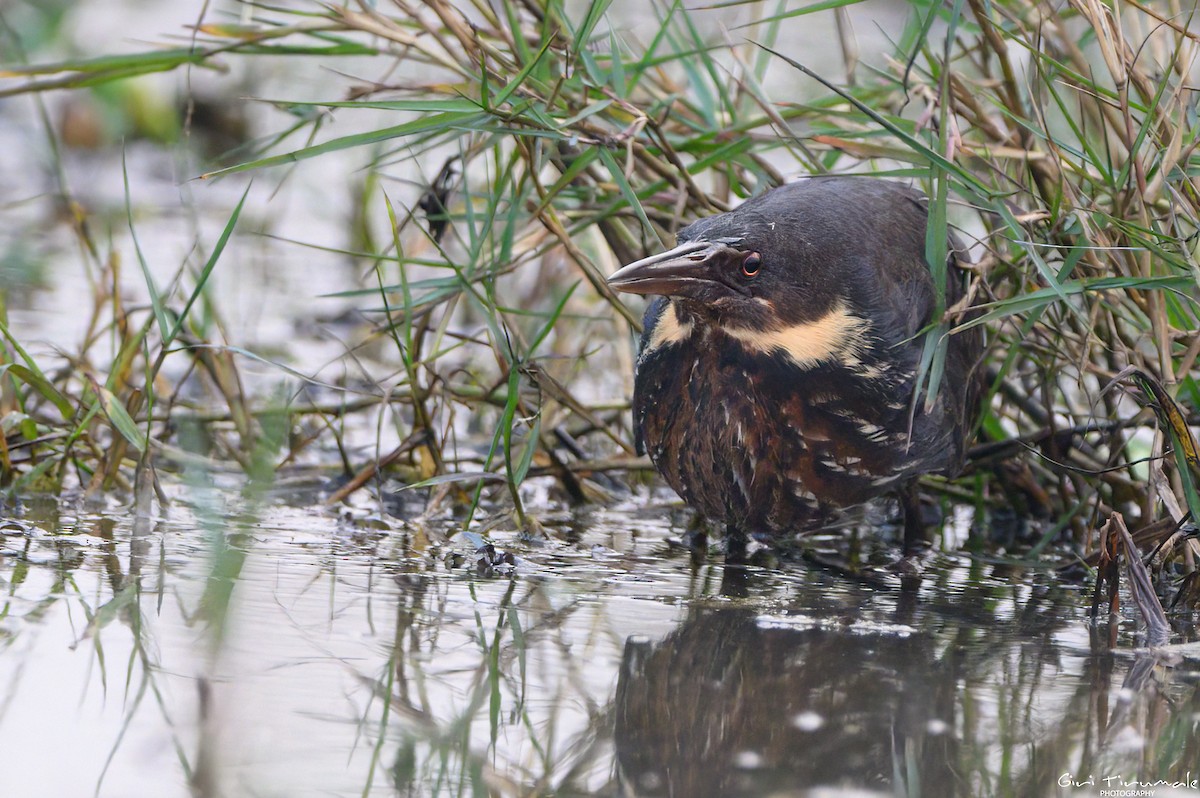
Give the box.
[2,0,1200,606]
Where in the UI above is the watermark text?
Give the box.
[1059,772,1199,796]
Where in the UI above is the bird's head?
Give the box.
[607,179,932,369]
[606,206,842,332]
[607,179,924,326]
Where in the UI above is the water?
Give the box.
[2,492,1198,798]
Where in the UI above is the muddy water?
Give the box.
[2,492,1198,798]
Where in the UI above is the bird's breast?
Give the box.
[633,320,931,534]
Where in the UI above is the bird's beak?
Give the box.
[607,240,739,297]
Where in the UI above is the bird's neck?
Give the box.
[641,301,915,417]
[660,300,888,375]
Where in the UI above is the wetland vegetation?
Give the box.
[3,0,1200,795]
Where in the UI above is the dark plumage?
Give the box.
[608,177,983,554]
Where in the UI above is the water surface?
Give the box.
[2,492,1198,798]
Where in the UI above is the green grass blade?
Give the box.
[93,384,147,454]
[123,150,170,341]
[200,111,490,178]
[165,183,252,349]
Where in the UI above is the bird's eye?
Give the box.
[742,252,762,277]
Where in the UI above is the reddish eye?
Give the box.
[742,252,762,277]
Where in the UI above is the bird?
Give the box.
[607,177,983,556]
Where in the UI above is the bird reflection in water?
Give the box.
[613,577,958,797]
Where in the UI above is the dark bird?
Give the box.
[608,177,983,555]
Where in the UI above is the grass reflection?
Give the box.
[1,507,1199,796]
